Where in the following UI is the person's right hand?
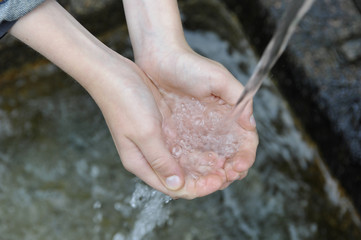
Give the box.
[90,56,190,197]
[96,55,238,200]
[9,0,186,197]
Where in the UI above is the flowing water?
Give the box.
[232,0,315,121]
[0,0,361,239]
[162,0,316,177]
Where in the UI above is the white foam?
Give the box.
[129,182,172,240]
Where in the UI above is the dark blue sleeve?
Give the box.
[0,20,16,39]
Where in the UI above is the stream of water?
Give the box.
[0,0,360,239]
[232,0,315,121]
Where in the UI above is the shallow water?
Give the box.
[0,0,361,239]
[161,91,243,178]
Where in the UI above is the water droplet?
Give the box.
[113,233,125,240]
[93,201,102,209]
[172,146,183,158]
[162,91,242,176]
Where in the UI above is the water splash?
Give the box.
[231,0,315,120]
[162,92,243,177]
[127,182,172,240]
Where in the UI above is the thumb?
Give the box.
[211,76,256,131]
[137,131,185,191]
[237,101,257,131]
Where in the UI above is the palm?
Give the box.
[139,49,259,197]
[138,49,234,98]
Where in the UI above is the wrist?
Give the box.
[9,0,125,92]
[122,0,191,62]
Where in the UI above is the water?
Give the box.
[161,91,242,178]
[160,0,315,179]
[161,0,316,179]
[0,0,361,239]
[128,182,172,240]
[232,0,315,120]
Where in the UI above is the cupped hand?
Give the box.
[135,46,259,196]
[87,55,189,197]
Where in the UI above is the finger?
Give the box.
[220,169,249,190]
[209,69,257,131]
[117,139,171,194]
[220,181,232,190]
[231,142,258,173]
[237,101,257,131]
[183,173,225,199]
[238,171,249,180]
[210,69,244,105]
[224,163,242,182]
[136,129,185,191]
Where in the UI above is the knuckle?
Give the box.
[126,120,161,143]
[136,121,161,142]
[120,158,136,173]
[211,73,227,87]
[211,59,226,70]
[234,156,254,173]
[122,161,133,172]
[149,155,168,173]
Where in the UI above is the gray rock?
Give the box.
[224,0,361,214]
[340,38,361,62]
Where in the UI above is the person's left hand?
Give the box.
[137,46,259,198]
[123,0,258,198]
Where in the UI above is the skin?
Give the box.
[8,0,258,199]
[9,0,182,195]
[123,0,259,198]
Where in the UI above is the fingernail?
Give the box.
[166,175,181,190]
[250,114,256,127]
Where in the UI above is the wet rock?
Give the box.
[67,0,115,15]
[340,38,361,62]
[224,0,361,213]
[1,0,361,238]
[354,0,361,13]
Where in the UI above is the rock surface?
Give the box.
[224,0,361,213]
[0,0,124,78]
[1,0,360,214]
[1,0,361,238]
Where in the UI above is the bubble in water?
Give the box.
[172,146,183,158]
[161,91,242,178]
[93,200,102,209]
[194,117,204,126]
[113,233,125,240]
[90,165,100,178]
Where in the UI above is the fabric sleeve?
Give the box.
[0,20,16,39]
[0,0,46,38]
